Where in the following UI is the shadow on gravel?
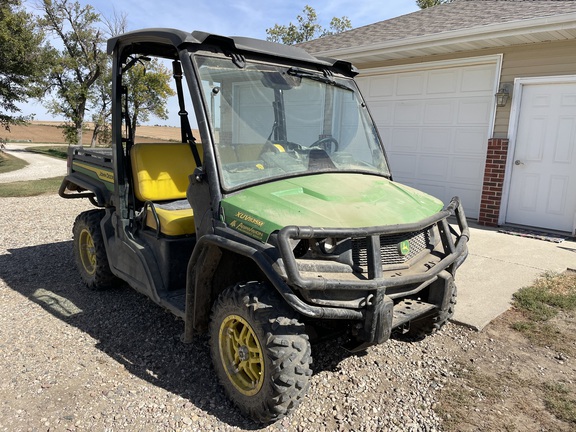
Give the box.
[0,241,353,429]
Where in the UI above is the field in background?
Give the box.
[2,121,185,144]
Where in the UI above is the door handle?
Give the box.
[514,159,524,166]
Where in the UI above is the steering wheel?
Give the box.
[310,137,339,153]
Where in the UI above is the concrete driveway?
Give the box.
[454,222,576,330]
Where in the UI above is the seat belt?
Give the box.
[173,61,202,168]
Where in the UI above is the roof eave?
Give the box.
[309,12,576,63]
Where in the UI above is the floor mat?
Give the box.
[497,228,567,243]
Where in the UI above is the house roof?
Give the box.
[299,0,576,64]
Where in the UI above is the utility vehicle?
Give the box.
[60,28,469,422]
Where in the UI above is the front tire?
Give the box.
[407,279,457,339]
[209,282,312,423]
[72,210,117,290]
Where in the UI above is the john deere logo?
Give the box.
[398,240,410,256]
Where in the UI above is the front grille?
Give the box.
[352,229,431,268]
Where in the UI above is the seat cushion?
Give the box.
[131,143,202,202]
[145,200,195,236]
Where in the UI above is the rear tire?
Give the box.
[209,282,312,423]
[72,210,117,290]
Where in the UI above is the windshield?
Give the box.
[195,55,390,190]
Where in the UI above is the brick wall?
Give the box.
[478,138,509,226]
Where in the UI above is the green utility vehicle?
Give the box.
[60,28,469,422]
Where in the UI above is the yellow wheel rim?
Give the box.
[219,314,264,396]
[79,228,97,275]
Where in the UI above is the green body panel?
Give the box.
[72,161,115,192]
[221,173,444,242]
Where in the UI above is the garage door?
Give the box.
[356,60,498,218]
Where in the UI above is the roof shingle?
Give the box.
[299,0,576,53]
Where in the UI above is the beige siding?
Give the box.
[358,40,576,138]
[496,40,576,136]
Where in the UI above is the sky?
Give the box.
[86,0,419,40]
[17,0,420,125]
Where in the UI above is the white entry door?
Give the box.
[506,80,576,233]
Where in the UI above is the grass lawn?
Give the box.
[27,146,69,159]
[0,177,64,197]
[511,271,576,354]
[0,151,29,174]
[0,146,68,197]
[438,271,576,430]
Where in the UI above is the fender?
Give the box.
[182,234,364,343]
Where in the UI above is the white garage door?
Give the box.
[356,60,498,218]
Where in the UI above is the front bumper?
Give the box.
[276,196,469,348]
[278,196,469,292]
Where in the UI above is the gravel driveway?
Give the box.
[0,195,478,431]
[0,145,67,183]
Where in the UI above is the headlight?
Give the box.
[320,237,338,254]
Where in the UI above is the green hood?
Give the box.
[221,173,443,242]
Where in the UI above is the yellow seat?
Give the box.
[144,201,197,237]
[131,143,202,236]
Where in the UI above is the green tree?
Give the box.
[266,5,352,45]
[38,0,107,145]
[123,58,175,139]
[88,10,125,146]
[89,64,112,146]
[325,16,353,36]
[417,0,452,8]
[0,0,49,131]
[88,12,174,146]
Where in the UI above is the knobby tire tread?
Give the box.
[72,209,117,290]
[408,281,457,339]
[209,281,312,423]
